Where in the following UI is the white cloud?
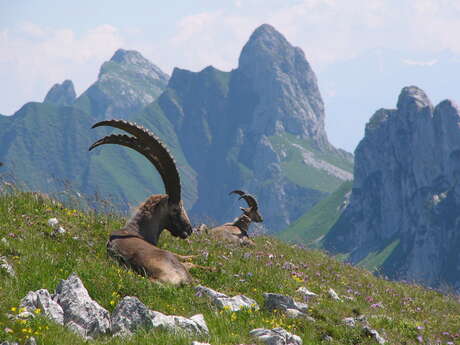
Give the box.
[0,23,124,114]
[402,59,438,67]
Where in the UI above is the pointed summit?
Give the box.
[75,49,169,120]
[397,86,432,114]
[43,80,76,106]
[104,49,169,83]
[236,24,330,149]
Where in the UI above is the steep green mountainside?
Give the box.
[277,181,352,246]
[0,101,197,210]
[0,190,459,344]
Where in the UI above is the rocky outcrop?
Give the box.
[324,86,460,290]
[150,24,352,231]
[75,49,168,120]
[16,274,209,339]
[43,80,76,106]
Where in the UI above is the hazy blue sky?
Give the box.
[1,0,460,151]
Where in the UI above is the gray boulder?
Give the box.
[0,256,15,277]
[111,296,152,337]
[195,285,259,311]
[54,273,111,339]
[19,289,64,325]
[263,293,308,314]
[250,327,302,345]
[150,311,208,335]
[363,326,386,344]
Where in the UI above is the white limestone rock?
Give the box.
[19,289,64,325]
[111,296,153,337]
[0,256,15,277]
[263,293,308,313]
[250,327,302,345]
[195,285,259,311]
[54,273,110,339]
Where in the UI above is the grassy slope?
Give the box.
[1,189,459,345]
[277,181,353,246]
[269,133,353,193]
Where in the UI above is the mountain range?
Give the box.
[0,24,352,232]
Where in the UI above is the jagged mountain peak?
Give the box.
[239,24,302,70]
[99,48,169,82]
[324,86,460,291]
[43,80,76,106]
[236,24,330,150]
[74,49,169,120]
[397,85,433,113]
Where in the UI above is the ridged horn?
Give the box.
[89,120,181,204]
[229,190,246,197]
[238,194,259,210]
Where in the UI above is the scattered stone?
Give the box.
[296,287,317,299]
[151,311,209,335]
[191,342,211,345]
[17,311,34,319]
[24,337,37,345]
[195,285,227,299]
[363,326,386,344]
[323,335,333,342]
[195,285,259,311]
[20,289,64,325]
[54,273,111,339]
[1,342,19,345]
[342,317,356,327]
[55,226,67,235]
[0,256,15,277]
[263,293,308,314]
[285,309,315,321]
[48,218,59,228]
[111,296,153,337]
[250,327,302,345]
[327,288,341,301]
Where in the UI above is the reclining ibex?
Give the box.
[207,190,263,246]
[89,119,210,285]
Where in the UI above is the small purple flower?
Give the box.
[416,335,423,343]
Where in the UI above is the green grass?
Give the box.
[358,239,400,273]
[0,187,459,344]
[269,133,353,193]
[277,181,352,245]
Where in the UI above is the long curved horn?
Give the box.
[89,121,181,204]
[238,194,259,210]
[229,190,246,197]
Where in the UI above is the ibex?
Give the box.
[207,190,263,246]
[89,119,209,285]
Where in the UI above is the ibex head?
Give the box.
[229,190,263,223]
[89,120,193,241]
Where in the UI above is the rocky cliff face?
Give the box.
[75,49,168,120]
[44,80,76,106]
[149,24,352,231]
[324,86,460,290]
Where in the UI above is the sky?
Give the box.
[1,0,460,152]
